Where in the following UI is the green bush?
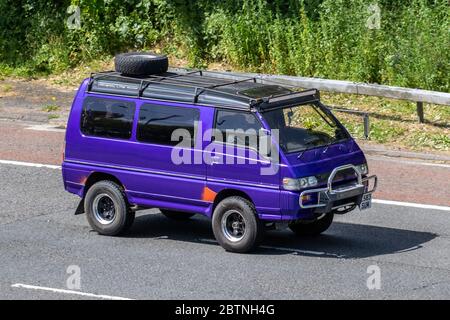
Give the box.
[0,0,448,92]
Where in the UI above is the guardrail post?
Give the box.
[363,114,370,139]
[416,102,424,123]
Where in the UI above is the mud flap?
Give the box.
[74,198,85,215]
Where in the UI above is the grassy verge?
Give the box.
[322,93,449,152]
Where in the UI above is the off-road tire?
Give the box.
[114,52,169,76]
[212,196,264,253]
[85,180,135,236]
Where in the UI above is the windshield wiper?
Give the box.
[296,141,319,158]
[295,137,347,157]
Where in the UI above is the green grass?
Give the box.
[46,58,115,88]
[1,84,12,93]
[0,64,13,77]
[322,92,450,152]
[42,105,61,113]
[47,114,60,120]
[0,63,39,79]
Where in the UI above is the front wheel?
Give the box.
[212,197,264,253]
[288,213,334,236]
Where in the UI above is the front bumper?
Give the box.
[299,164,377,214]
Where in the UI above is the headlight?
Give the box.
[356,163,368,175]
[283,176,318,191]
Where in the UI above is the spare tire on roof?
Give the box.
[114,52,169,76]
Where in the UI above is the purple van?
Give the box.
[62,53,377,253]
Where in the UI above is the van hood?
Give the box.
[282,139,366,178]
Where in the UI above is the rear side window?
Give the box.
[81,97,135,139]
[137,104,200,147]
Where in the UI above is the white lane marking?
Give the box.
[25,124,66,133]
[368,156,450,168]
[394,245,422,254]
[372,199,450,212]
[0,159,449,211]
[0,159,61,170]
[11,283,133,300]
[260,245,346,258]
[199,238,346,258]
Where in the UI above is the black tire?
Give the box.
[288,213,334,236]
[85,181,135,236]
[114,52,168,76]
[160,209,196,220]
[212,196,264,253]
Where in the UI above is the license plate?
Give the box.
[359,193,372,210]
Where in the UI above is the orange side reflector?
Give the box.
[202,187,217,202]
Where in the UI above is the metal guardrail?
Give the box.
[327,107,370,139]
[170,67,450,125]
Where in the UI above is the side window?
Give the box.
[81,97,135,139]
[137,104,200,147]
[215,110,263,149]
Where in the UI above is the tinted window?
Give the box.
[215,110,263,149]
[81,97,135,139]
[137,104,200,147]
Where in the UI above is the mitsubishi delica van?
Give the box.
[62,53,377,253]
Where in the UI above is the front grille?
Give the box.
[317,168,358,186]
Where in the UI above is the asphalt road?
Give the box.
[1,162,450,300]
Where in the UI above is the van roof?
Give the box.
[87,70,320,111]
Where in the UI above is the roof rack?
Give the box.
[87,70,320,111]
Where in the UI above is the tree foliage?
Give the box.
[0,0,448,91]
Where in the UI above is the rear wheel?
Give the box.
[288,213,334,236]
[160,209,196,220]
[85,181,135,236]
[212,196,264,253]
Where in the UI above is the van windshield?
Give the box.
[262,103,349,154]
